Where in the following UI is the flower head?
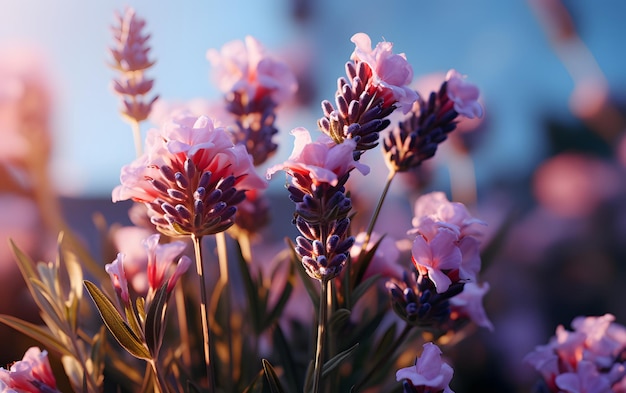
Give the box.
[449,282,494,331]
[350,33,417,113]
[0,347,59,393]
[113,114,267,237]
[266,127,369,189]
[396,342,455,393]
[207,36,297,105]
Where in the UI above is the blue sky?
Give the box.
[2,0,625,196]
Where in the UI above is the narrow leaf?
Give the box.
[84,280,150,360]
[286,238,319,310]
[263,262,294,330]
[322,343,359,378]
[262,359,286,393]
[234,239,264,333]
[328,308,351,333]
[0,314,73,357]
[145,284,169,356]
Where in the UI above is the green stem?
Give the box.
[131,112,143,158]
[216,231,234,390]
[174,282,191,369]
[312,278,330,393]
[191,234,216,393]
[351,323,413,392]
[149,359,169,393]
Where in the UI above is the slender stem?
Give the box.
[131,116,143,157]
[351,323,413,392]
[191,234,216,393]
[312,278,330,393]
[149,359,167,393]
[216,231,234,390]
[174,282,191,368]
[362,170,396,251]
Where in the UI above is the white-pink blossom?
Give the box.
[450,282,494,331]
[266,127,369,187]
[0,347,58,393]
[105,253,131,304]
[350,33,417,114]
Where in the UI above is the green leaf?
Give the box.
[373,323,397,358]
[29,279,67,331]
[263,262,294,331]
[144,284,169,356]
[322,343,359,378]
[328,308,351,333]
[0,314,73,357]
[241,369,264,393]
[272,325,301,393]
[351,236,384,289]
[262,359,286,393]
[84,280,150,360]
[235,239,264,333]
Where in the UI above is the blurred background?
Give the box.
[1,0,626,391]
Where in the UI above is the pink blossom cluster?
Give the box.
[525,314,626,393]
[0,347,59,393]
[113,114,267,237]
[410,192,486,293]
[207,36,297,105]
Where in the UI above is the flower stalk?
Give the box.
[312,278,330,393]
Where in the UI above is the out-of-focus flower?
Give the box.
[350,231,403,282]
[207,36,297,105]
[525,314,626,392]
[445,70,483,119]
[112,114,267,237]
[0,44,52,169]
[266,127,369,187]
[449,282,494,331]
[105,253,131,304]
[111,225,154,293]
[396,342,455,393]
[350,33,417,113]
[109,7,158,126]
[533,152,623,219]
[0,347,59,393]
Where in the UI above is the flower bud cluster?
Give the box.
[318,33,417,160]
[109,7,158,123]
[383,70,483,172]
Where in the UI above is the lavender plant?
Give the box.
[0,7,505,393]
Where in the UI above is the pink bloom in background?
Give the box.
[105,253,131,304]
[396,342,455,393]
[143,233,191,293]
[350,33,417,113]
[148,98,234,129]
[0,347,58,393]
[113,114,267,237]
[449,282,494,331]
[350,232,404,282]
[207,36,297,104]
[266,127,370,187]
[525,314,626,392]
[410,192,485,292]
[445,69,483,119]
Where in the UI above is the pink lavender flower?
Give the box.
[207,36,297,105]
[445,70,483,119]
[112,114,267,237]
[350,33,417,113]
[409,192,485,293]
[396,342,455,393]
[267,128,366,281]
[349,231,404,282]
[266,127,369,187]
[143,233,191,293]
[382,70,483,172]
[0,347,59,393]
[105,253,130,304]
[525,314,626,392]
